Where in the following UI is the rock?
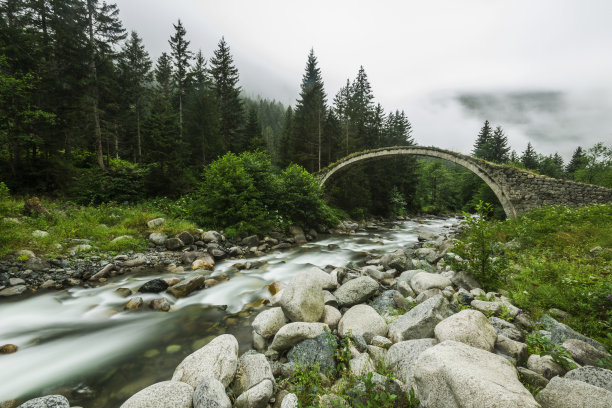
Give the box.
[564,366,612,392]
[124,297,143,311]
[450,270,480,291]
[416,288,443,304]
[280,271,325,322]
[489,317,525,342]
[9,277,25,285]
[371,336,392,349]
[32,230,49,238]
[242,235,259,247]
[470,299,502,315]
[138,279,169,293]
[303,267,337,290]
[147,217,165,228]
[541,314,607,353]
[149,298,171,312]
[252,307,288,339]
[396,280,416,298]
[24,197,49,216]
[495,335,528,364]
[15,249,35,259]
[288,225,307,244]
[388,294,454,343]
[164,277,181,286]
[166,237,184,251]
[536,376,612,408]
[418,230,438,241]
[111,235,131,243]
[148,232,168,245]
[385,338,437,385]
[115,287,132,297]
[434,309,497,352]
[40,279,56,289]
[0,285,27,297]
[370,290,401,315]
[350,353,375,377]
[123,257,147,268]
[338,304,387,343]
[321,305,341,330]
[562,338,611,366]
[268,281,285,295]
[232,352,274,396]
[280,393,298,408]
[517,367,549,389]
[269,322,329,351]
[193,378,231,408]
[526,354,565,379]
[0,344,18,354]
[252,331,266,352]
[202,230,223,243]
[167,275,206,298]
[177,231,194,245]
[234,379,273,408]
[120,381,193,408]
[317,394,349,408]
[380,250,409,271]
[24,256,49,270]
[414,340,539,408]
[333,276,379,307]
[18,395,69,408]
[172,334,238,388]
[287,333,338,374]
[323,291,338,307]
[90,263,118,280]
[209,248,226,259]
[192,253,215,270]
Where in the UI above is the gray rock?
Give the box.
[232,352,274,396]
[193,378,231,408]
[138,279,169,293]
[370,290,401,315]
[192,253,215,270]
[172,334,239,388]
[323,290,338,307]
[338,304,387,343]
[288,225,307,245]
[380,249,409,271]
[177,231,194,245]
[287,332,337,374]
[396,280,416,298]
[388,294,454,343]
[166,237,184,251]
[495,335,528,365]
[415,288,443,303]
[234,379,273,408]
[350,353,375,377]
[526,354,565,380]
[9,277,25,286]
[167,275,206,298]
[321,305,341,330]
[414,340,539,408]
[280,393,298,408]
[517,367,549,389]
[541,314,607,353]
[120,381,193,408]
[115,287,132,297]
[32,230,49,238]
[385,338,437,385]
[269,322,329,351]
[280,270,325,322]
[489,316,525,342]
[371,335,392,349]
[90,263,118,280]
[202,230,223,243]
[147,217,165,228]
[18,395,70,408]
[149,298,171,312]
[123,257,147,268]
[252,307,288,339]
[470,299,502,315]
[563,338,611,366]
[434,309,497,352]
[333,276,379,307]
[303,266,337,290]
[124,297,143,310]
[148,232,168,245]
[536,376,612,408]
[242,235,259,247]
[450,270,480,291]
[564,366,612,393]
[25,256,50,270]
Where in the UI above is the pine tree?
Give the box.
[169,19,192,139]
[278,106,294,167]
[244,105,264,151]
[209,37,243,152]
[333,79,351,156]
[521,142,539,170]
[384,110,414,146]
[371,103,385,148]
[489,126,510,163]
[472,120,492,160]
[292,49,327,172]
[349,66,374,150]
[155,52,173,97]
[566,146,587,178]
[117,31,151,162]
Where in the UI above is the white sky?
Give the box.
[115,0,612,159]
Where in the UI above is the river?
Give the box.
[0,216,458,407]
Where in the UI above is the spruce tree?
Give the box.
[169,19,192,139]
[333,79,351,156]
[521,142,539,170]
[209,37,243,152]
[566,146,587,178]
[155,52,173,97]
[244,105,264,151]
[278,106,294,167]
[349,66,374,149]
[472,120,492,160]
[489,126,510,163]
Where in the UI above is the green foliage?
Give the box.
[526,333,578,371]
[286,363,325,408]
[334,335,353,374]
[453,201,508,290]
[70,167,147,205]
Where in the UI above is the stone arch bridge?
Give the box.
[315,146,612,218]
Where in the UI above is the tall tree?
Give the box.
[348,66,374,149]
[333,79,351,156]
[154,52,173,97]
[489,126,510,163]
[209,37,243,152]
[85,0,126,169]
[244,105,264,151]
[278,106,294,167]
[566,146,586,178]
[117,31,151,162]
[521,142,539,170]
[292,49,327,172]
[472,120,492,160]
[168,19,192,139]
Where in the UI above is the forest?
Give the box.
[1,0,610,224]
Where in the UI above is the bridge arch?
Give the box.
[317,146,518,218]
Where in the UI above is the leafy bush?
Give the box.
[526,333,578,371]
[70,167,147,205]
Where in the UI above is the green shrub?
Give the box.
[70,167,147,205]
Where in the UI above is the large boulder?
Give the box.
[287,333,338,374]
[269,322,329,351]
[349,353,375,377]
[536,376,612,408]
[280,271,325,322]
[147,217,165,228]
[148,232,168,245]
[333,276,379,307]
[380,249,409,271]
[338,304,387,343]
[384,338,437,385]
[434,309,497,352]
[138,279,169,294]
[234,379,273,408]
[172,334,238,388]
[18,395,70,408]
[541,314,607,353]
[192,253,215,271]
[321,305,342,330]
[388,294,454,343]
[562,338,611,367]
[303,267,337,290]
[413,340,539,408]
[252,307,288,339]
[232,352,274,396]
[166,275,206,298]
[526,354,565,380]
[489,317,525,342]
[120,381,193,408]
[564,366,612,393]
[193,378,231,408]
[370,290,402,315]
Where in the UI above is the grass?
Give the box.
[0,192,199,258]
[454,204,612,350]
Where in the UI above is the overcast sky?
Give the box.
[115,0,612,159]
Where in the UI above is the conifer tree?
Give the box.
[209,37,243,152]
[169,19,192,139]
[521,142,539,170]
[566,146,587,178]
[472,120,492,160]
[278,107,294,167]
[489,126,510,163]
[244,105,264,151]
[349,66,374,149]
[333,79,351,156]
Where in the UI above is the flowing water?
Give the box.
[0,216,458,407]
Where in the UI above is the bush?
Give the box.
[70,167,147,205]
